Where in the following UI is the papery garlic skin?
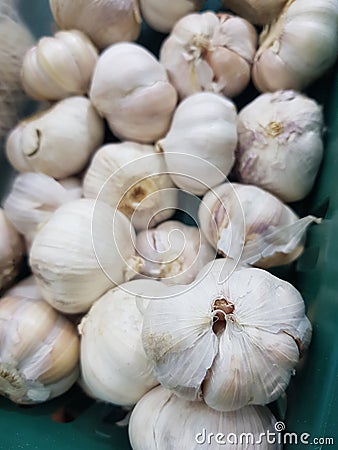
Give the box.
[236,90,324,202]
[222,0,287,25]
[157,92,237,195]
[30,199,140,314]
[83,142,178,231]
[142,266,311,411]
[129,386,282,450]
[139,0,203,33]
[6,275,41,300]
[90,43,178,143]
[49,0,141,49]
[0,295,79,404]
[21,30,98,101]
[79,280,163,406]
[6,96,105,179]
[136,221,215,285]
[0,208,25,292]
[253,0,338,92]
[160,12,257,100]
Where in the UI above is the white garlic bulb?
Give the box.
[0,294,79,404]
[157,92,237,195]
[139,0,203,33]
[199,182,320,268]
[6,275,41,300]
[222,0,287,25]
[253,0,338,92]
[4,172,82,249]
[136,220,215,285]
[89,42,178,143]
[49,0,141,49]
[79,279,164,406]
[83,142,178,231]
[160,12,257,100]
[30,198,141,314]
[129,386,282,449]
[21,30,98,101]
[236,90,324,202]
[142,265,311,411]
[0,208,25,293]
[6,96,105,179]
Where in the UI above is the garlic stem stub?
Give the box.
[221,0,288,25]
[89,42,178,144]
[0,295,79,404]
[142,265,312,411]
[253,0,338,92]
[129,386,282,449]
[21,30,98,101]
[160,11,258,100]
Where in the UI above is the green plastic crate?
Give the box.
[0,1,337,449]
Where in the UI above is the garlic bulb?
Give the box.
[142,265,311,411]
[253,0,338,92]
[21,30,98,101]
[4,172,82,249]
[6,275,41,300]
[160,12,257,100]
[0,208,25,293]
[83,142,178,231]
[30,198,141,314]
[79,279,164,406]
[129,386,282,449]
[139,0,203,33]
[236,90,324,202]
[221,0,287,25]
[89,42,178,143]
[199,182,320,268]
[6,96,104,179]
[0,294,79,404]
[49,0,141,49]
[136,220,215,285]
[157,92,237,195]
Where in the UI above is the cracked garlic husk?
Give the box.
[49,0,142,49]
[79,279,164,406]
[21,29,98,101]
[142,264,312,411]
[236,90,324,202]
[30,198,141,314]
[160,11,257,100]
[157,92,238,196]
[129,386,282,450]
[199,182,320,268]
[135,220,215,285]
[221,0,287,25]
[0,294,79,404]
[253,0,338,92]
[6,96,105,179]
[0,208,25,293]
[83,142,178,231]
[89,42,178,143]
[4,172,82,250]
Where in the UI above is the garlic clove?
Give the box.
[221,0,288,25]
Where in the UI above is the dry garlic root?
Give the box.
[21,30,98,101]
[221,0,288,25]
[160,11,257,100]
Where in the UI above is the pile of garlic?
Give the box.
[0,0,336,448]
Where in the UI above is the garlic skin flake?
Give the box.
[79,280,163,406]
[0,295,79,404]
[83,142,178,231]
[6,96,105,179]
[89,42,178,143]
[129,386,282,450]
[21,30,98,101]
[199,182,320,268]
[142,266,311,411]
[136,220,215,285]
[253,0,338,92]
[49,0,141,49]
[222,0,287,25]
[30,199,140,314]
[157,92,238,196]
[160,12,257,100]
